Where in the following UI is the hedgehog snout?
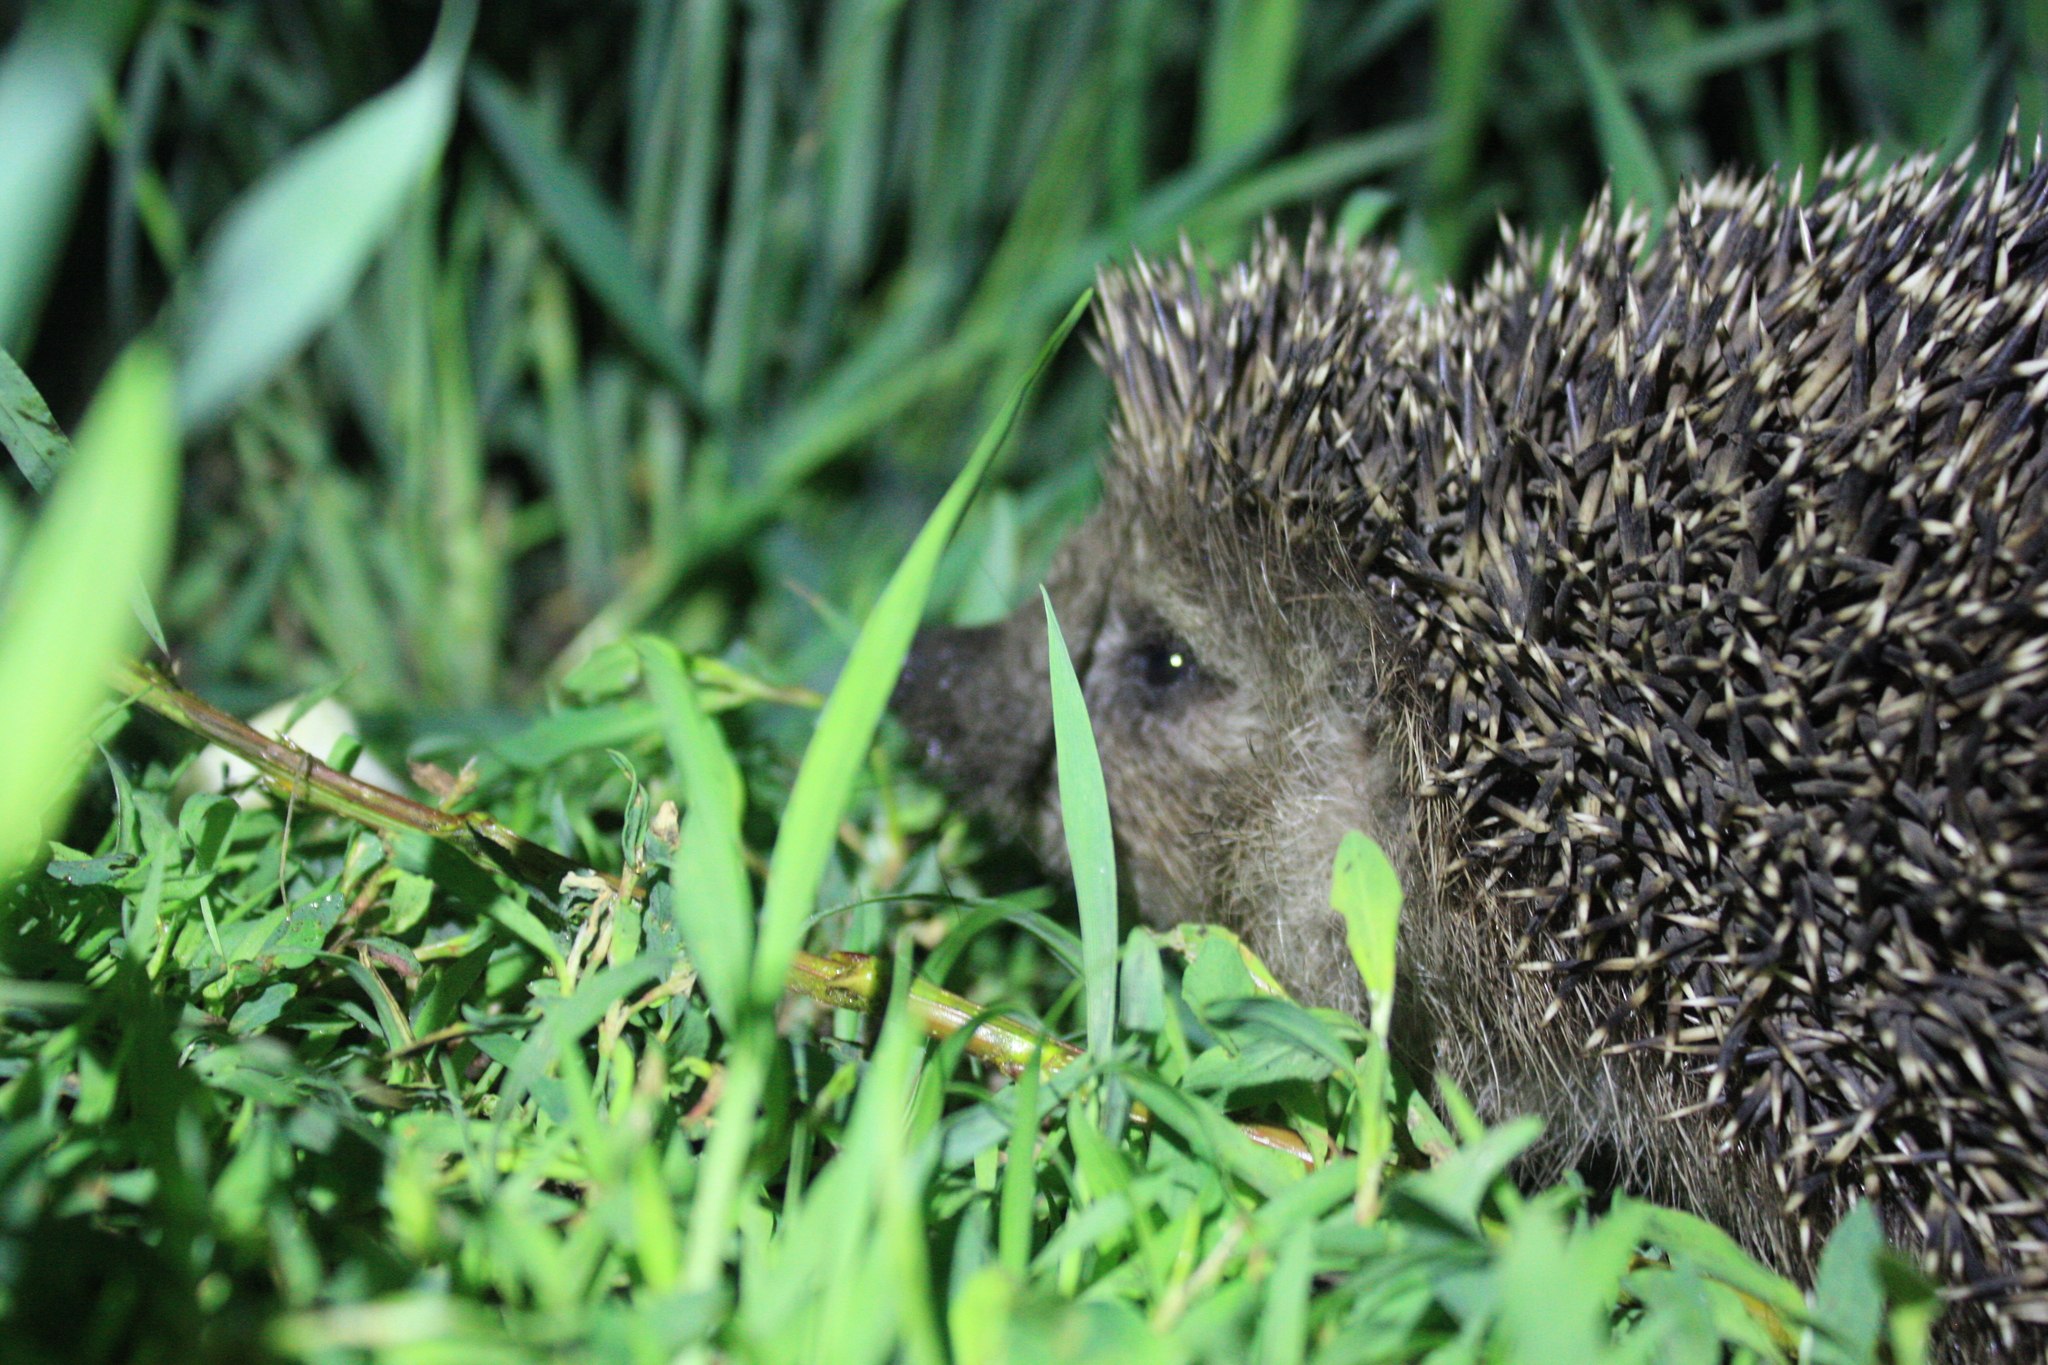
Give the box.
[892,619,1054,817]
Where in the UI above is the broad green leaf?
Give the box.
[1330,829,1402,1041]
[1044,590,1119,1061]
[177,0,477,429]
[1806,1203,1886,1365]
[0,344,177,877]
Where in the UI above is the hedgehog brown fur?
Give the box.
[895,132,2048,1355]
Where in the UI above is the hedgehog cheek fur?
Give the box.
[899,493,1382,942]
[897,478,1796,1247]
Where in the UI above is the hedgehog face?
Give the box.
[896,490,1413,1016]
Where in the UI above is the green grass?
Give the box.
[0,1,2036,1360]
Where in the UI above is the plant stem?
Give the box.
[114,657,1316,1168]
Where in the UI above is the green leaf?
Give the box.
[1494,1202,1648,1364]
[1392,1114,1545,1232]
[0,343,178,877]
[1000,1037,1047,1276]
[1353,1035,1393,1222]
[1635,1200,1806,1320]
[1180,932,1262,1013]
[0,346,167,650]
[500,956,670,1120]
[1194,996,1352,1078]
[0,344,68,494]
[639,637,752,1031]
[1255,1223,1313,1365]
[1182,1032,1332,1097]
[1117,927,1166,1036]
[1805,1202,1886,1365]
[261,892,347,969]
[1420,0,1515,276]
[1198,0,1304,159]
[176,0,477,430]
[1120,1071,1300,1198]
[1330,829,1402,1041]
[1043,589,1119,1061]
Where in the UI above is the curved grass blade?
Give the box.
[176,0,477,430]
[750,289,1091,1009]
[0,344,177,877]
[1043,590,1118,1062]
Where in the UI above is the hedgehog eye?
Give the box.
[1131,638,1198,696]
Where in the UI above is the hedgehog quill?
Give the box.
[894,138,2048,1357]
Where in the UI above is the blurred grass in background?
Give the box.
[11,0,2046,721]
[0,0,2039,1360]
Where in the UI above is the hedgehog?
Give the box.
[892,136,2048,1357]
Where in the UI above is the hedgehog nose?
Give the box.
[891,623,1003,774]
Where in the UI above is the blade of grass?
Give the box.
[654,0,733,334]
[1042,592,1118,1063]
[1255,1225,1314,1365]
[0,0,147,348]
[1521,6,1846,118]
[702,10,785,414]
[1197,0,1304,160]
[0,344,177,876]
[639,637,753,1032]
[1555,0,1670,219]
[677,293,1093,1303]
[998,1036,1046,1276]
[177,0,476,431]
[466,64,706,412]
[1181,119,1437,245]
[1420,0,1516,278]
[816,0,900,289]
[750,290,1089,1007]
